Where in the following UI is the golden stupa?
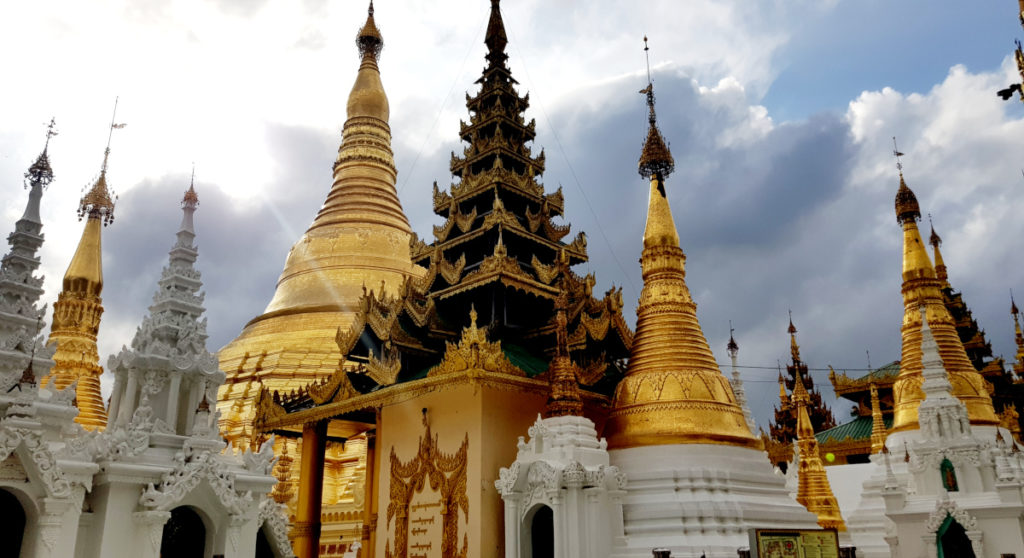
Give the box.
[217,2,423,445]
[43,145,118,431]
[792,370,845,531]
[890,171,997,431]
[604,80,758,449]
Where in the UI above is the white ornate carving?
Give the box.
[0,426,71,497]
[924,496,978,533]
[258,498,297,558]
[139,442,253,515]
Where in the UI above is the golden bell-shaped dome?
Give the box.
[218,3,422,440]
[890,174,997,432]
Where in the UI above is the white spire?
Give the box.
[917,305,971,441]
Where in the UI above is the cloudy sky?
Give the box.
[3,0,1024,428]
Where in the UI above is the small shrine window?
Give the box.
[940,458,959,492]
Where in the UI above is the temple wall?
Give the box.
[375,379,546,558]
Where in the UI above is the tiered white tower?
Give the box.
[877,308,1024,557]
[0,126,57,379]
[58,183,293,558]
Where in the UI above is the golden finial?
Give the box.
[637,36,674,180]
[357,0,383,60]
[484,0,508,62]
[469,304,478,330]
[79,98,124,226]
[1013,290,1021,317]
[788,311,802,364]
[927,214,940,246]
[892,138,920,224]
[726,321,738,359]
[182,164,199,209]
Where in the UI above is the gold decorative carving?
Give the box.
[385,419,469,558]
[531,255,560,285]
[307,365,359,405]
[431,181,451,213]
[428,307,524,378]
[453,206,477,234]
[525,205,543,233]
[432,216,455,243]
[366,341,402,386]
[438,254,466,285]
[542,219,570,242]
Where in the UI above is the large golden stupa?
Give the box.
[217,3,424,445]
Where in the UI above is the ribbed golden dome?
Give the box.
[890,174,997,431]
[218,3,422,441]
[604,173,757,449]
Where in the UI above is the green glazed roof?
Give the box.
[816,415,893,444]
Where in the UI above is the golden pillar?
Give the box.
[295,421,328,558]
[360,429,376,558]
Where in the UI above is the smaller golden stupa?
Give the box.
[604,73,757,449]
[889,167,997,432]
[792,370,846,531]
[44,116,121,431]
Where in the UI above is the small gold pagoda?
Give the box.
[43,134,118,431]
[604,76,757,449]
[792,370,845,531]
[890,170,997,432]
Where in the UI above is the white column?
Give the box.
[34,497,77,558]
[503,496,519,558]
[117,370,139,425]
[133,510,172,558]
[166,373,182,431]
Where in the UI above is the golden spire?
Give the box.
[778,369,788,403]
[1012,293,1024,380]
[927,214,949,286]
[869,382,887,454]
[218,3,421,445]
[792,369,846,531]
[605,42,757,449]
[43,100,125,431]
[544,291,583,418]
[888,144,997,432]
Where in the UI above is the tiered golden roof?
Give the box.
[604,81,757,449]
[890,173,997,431]
[792,370,845,531]
[217,2,423,445]
[43,147,118,430]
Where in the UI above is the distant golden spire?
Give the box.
[869,382,886,454]
[889,160,997,432]
[544,291,584,418]
[788,311,802,363]
[792,369,846,531]
[928,214,949,286]
[605,52,756,449]
[778,370,788,403]
[1012,293,1024,380]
